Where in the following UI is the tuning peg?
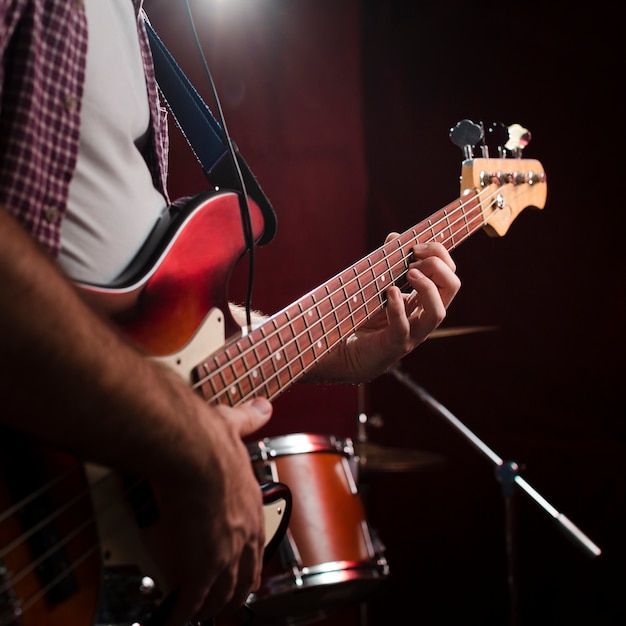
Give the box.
[485,122,510,157]
[449,119,484,159]
[504,123,531,156]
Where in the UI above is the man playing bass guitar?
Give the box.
[0,2,460,625]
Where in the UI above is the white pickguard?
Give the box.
[152,307,226,384]
[86,464,288,592]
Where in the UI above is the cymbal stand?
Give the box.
[356,384,369,626]
[356,383,368,444]
[387,364,601,626]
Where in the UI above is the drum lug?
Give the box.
[341,456,359,495]
[279,528,304,573]
[361,522,386,560]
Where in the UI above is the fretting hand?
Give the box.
[312,240,461,383]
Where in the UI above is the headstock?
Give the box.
[450,119,547,237]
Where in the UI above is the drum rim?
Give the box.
[247,432,354,460]
[248,557,390,602]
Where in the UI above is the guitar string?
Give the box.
[0,472,94,562]
[190,189,487,401]
[190,180,540,406]
[9,544,101,616]
[191,184,515,403]
[0,176,542,617]
[0,467,154,615]
[0,466,78,526]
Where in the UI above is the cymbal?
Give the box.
[354,441,446,474]
[428,325,498,339]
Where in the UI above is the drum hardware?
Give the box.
[341,451,359,495]
[350,326,497,476]
[354,440,446,475]
[428,324,498,339]
[359,519,377,560]
[279,528,304,587]
[355,389,446,476]
[387,363,602,626]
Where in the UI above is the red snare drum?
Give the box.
[246,433,389,624]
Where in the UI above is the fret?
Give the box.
[299,345,317,372]
[409,228,421,248]
[247,338,265,391]
[264,373,282,401]
[224,343,246,381]
[330,275,351,340]
[442,209,453,247]
[195,359,220,401]
[275,356,292,398]
[265,316,286,374]
[322,282,343,350]
[466,194,483,237]
[218,349,242,404]
[339,271,363,332]
[224,343,246,402]
[279,308,304,384]
[452,201,472,240]
[350,265,365,313]
[357,255,383,316]
[446,199,467,246]
[324,282,341,334]
[212,351,234,404]
[461,197,472,240]
[235,335,260,399]
[271,317,299,393]
[254,324,278,400]
[250,328,271,366]
[240,333,262,388]
[388,246,405,284]
[304,294,326,358]
[285,305,308,373]
[380,246,393,284]
[297,298,318,357]
[427,217,436,242]
[350,264,376,323]
[427,212,447,245]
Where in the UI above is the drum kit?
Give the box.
[243,327,494,625]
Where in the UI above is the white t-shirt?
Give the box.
[60,0,168,285]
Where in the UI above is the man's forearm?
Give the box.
[0,209,207,479]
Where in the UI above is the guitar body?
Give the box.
[0,192,289,625]
[0,436,291,626]
[82,189,266,361]
[0,438,101,626]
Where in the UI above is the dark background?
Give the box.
[148,1,625,624]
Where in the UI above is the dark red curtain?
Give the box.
[146,1,624,624]
[360,2,624,625]
[147,0,367,440]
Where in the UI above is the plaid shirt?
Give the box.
[0,0,170,257]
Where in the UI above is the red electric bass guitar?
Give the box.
[0,155,546,625]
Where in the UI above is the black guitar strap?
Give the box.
[144,18,277,245]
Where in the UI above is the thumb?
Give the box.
[235,396,273,437]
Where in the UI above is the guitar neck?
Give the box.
[191,190,485,406]
[87,156,544,408]
[193,153,549,406]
